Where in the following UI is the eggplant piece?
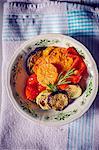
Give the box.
[66,85,82,99]
[48,91,69,111]
[24,47,46,75]
[36,90,51,110]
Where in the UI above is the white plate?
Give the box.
[6,34,98,126]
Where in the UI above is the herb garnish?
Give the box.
[47,68,75,92]
[57,68,75,85]
[47,83,58,92]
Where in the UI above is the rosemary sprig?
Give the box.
[58,71,64,80]
[47,68,75,92]
[58,81,71,85]
[57,68,75,85]
[47,83,58,92]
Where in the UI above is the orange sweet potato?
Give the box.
[37,63,58,87]
[33,57,47,74]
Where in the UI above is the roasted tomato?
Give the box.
[38,83,46,92]
[25,73,46,100]
[27,73,38,86]
[25,86,39,101]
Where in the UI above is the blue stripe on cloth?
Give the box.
[3,10,94,27]
[67,107,95,150]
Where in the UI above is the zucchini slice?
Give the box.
[36,90,51,110]
[66,84,82,99]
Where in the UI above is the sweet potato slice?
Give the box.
[33,57,46,74]
[43,46,55,56]
[37,64,58,87]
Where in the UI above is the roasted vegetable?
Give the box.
[66,75,82,84]
[24,45,88,111]
[58,84,68,90]
[37,63,58,87]
[25,73,46,100]
[47,69,75,92]
[48,91,69,111]
[67,54,87,77]
[67,47,79,55]
[38,83,46,92]
[66,84,82,99]
[24,47,46,75]
[27,73,38,86]
[33,57,47,74]
[36,90,51,110]
[43,46,55,56]
[25,85,39,101]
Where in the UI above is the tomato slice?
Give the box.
[25,86,39,100]
[27,73,38,86]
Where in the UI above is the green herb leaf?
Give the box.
[47,83,58,92]
[57,69,75,85]
[58,72,64,80]
[47,69,75,92]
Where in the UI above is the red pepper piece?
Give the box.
[67,75,82,84]
[67,54,80,70]
[58,84,69,90]
[67,54,87,76]
[78,59,87,75]
[67,47,79,55]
